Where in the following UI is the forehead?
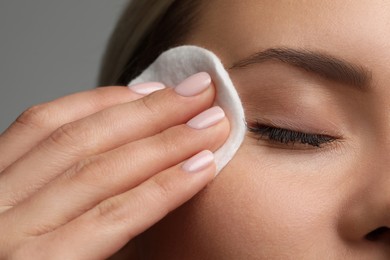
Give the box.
[190,0,390,68]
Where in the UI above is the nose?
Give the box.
[337,151,390,245]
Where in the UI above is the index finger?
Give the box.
[0,85,160,170]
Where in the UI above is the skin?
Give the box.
[0,82,230,259]
[2,1,390,259]
[136,0,390,259]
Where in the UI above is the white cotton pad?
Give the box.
[128,45,246,175]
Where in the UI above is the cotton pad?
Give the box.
[128,45,246,175]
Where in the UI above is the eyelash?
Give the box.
[247,120,336,148]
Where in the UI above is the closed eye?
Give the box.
[247,120,336,148]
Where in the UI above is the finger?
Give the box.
[0,75,213,208]
[36,150,216,260]
[0,85,148,171]
[5,109,228,237]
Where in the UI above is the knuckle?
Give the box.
[93,176,175,226]
[150,178,172,200]
[157,126,187,152]
[83,156,112,178]
[88,88,113,110]
[139,94,162,115]
[15,104,51,129]
[155,130,175,154]
[68,156,96,177]
[48,122,79,147]
[95,197,128,224]
[65,155,114,187]
[147,176,173,215]
[66,156,97,180]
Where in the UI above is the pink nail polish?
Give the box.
[182,150,215,173]
[174,72,211,97]
[187,106,225,130]
[128,82,165,95]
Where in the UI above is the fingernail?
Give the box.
[174,72,211,97]
[128,82,165,95]
[182,150,215,173]
[187,106,225,130]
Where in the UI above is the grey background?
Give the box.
[0,0,129,133]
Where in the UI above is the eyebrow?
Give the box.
[229,48,372,90]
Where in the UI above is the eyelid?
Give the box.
[247,116,344,139]
[246,120,339,149]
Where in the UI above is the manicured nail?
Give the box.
[174,72,211,97]
[128,82,165,95]
[187,106,225,130]
[182,150,215,173]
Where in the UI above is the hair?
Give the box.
[98,1,204,257]
[98,0,202,87]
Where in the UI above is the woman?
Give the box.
[1,0,390,259]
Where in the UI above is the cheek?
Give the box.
[139,135,363,258]
[188,136,352,256]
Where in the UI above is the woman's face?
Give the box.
[139,1,390,258]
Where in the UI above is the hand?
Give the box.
[0,72,230,259]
